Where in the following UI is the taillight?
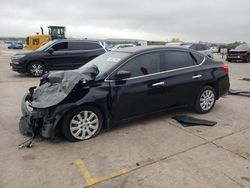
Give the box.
[221,65,229,74]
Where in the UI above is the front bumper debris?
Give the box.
[19,66,100,140]
[19,93,54,138]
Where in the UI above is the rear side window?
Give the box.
[192,53,204,64]
[52,42,68,51]
[69,42,102,50]
[163,51,197,70]
[119,52,161,78]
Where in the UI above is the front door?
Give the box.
[44,41,73,70]
[109,51,169,120]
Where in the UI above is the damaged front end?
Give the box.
[19,90,59,138]
[19,66,99,139]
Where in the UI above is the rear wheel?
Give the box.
[28,62,45,77]
[194,86,216,114]
[61,106,103,142]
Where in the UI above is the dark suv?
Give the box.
[10,39,108,76]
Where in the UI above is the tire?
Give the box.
[27,62,45,77]
[61,106,103,142]
[194,86,216,114]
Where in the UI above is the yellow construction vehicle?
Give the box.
[25,26,66,50]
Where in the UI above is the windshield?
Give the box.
[79,51,130,75]
[36,41,55,51]
[235,44,250,51]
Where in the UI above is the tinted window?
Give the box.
[196,44,208,51]
[69,42,102,50]
[163,51,196,70]
[119,52,161,78]
[192,53,204,64]
[52,42,68,51]
[189,44,198,50]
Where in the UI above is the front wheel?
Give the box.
[61,106,103,142]
[194,86,216,114]
[28,62,45,77]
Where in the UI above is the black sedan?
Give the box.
[20,46,230,141]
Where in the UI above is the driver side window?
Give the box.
[119,52,161,78]
[51,42,68,51]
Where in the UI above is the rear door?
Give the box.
[160,50,205,106]
[67,41,105,69]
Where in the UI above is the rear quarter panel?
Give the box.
[201,59,230,98]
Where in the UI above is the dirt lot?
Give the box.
[0,44,250,188]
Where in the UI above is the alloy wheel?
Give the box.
[30,64,44,76]
[69,110,99,140]
[200,90,215,111]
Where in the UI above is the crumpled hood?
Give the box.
[31,66,99,108]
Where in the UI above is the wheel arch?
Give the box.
[53,102,111,136]
[203,82,219,99]
[25,59,48,72]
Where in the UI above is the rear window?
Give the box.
[196,44,208,51]
[189,44,208,51]
[69,42,102,50]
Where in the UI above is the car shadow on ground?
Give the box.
[110,107,191,132]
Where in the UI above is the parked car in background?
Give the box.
[210,46,219,53]
[10,39,108,77]
[181,43,213,58]
[19,46,230,141]
[165,42,183,47]
[8,43,24,49]
[111,44,135,50]
[218,44,236,54]
[226,44,250,63]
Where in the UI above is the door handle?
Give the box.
[192,74,202,79]
[152,81,165,87]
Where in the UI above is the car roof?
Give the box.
[112,45,189,54]
[54,39,102,43]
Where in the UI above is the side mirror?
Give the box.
[115,71,131,80]
[47,48,54,54]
